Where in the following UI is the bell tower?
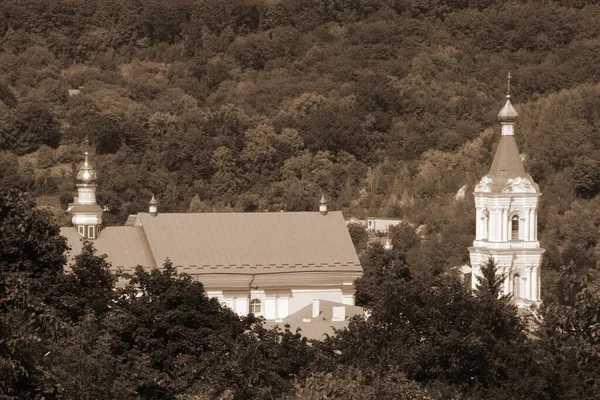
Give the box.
[469,74,544,307]
[70,152,103,239]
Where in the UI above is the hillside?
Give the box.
[1,0,600,297]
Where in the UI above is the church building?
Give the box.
[60,156,362,320]
[469,83,544,307]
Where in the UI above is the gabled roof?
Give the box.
[134,211,361,274]
[61,226,156,273]
[61,211,362,278]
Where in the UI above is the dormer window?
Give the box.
[511,215,520,240]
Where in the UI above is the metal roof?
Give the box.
[488,134,527,184]
[61,226,157,273]
[135,211,361,274]
[498,97,518,122]
[61,211,362,277]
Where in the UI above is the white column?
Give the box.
[476,209,482,240]
[482,215,488,240]
[525,268,531,300]
[503,208,507,241]
[265,298,276,320]
[493,208,501,241]
[277,297,289,319]
[523,209,527,241]
[503,266,510,295]
[235,298,248,316]
[342,293,355,306]
[533,208,538,240]
[531,267,539,301]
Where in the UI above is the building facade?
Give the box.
[61,156,362,320]
[468,91,544,307]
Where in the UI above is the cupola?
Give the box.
[149,194,158,216]
[71,151,103,239]
[319,195,328,215]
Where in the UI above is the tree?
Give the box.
[0,189,68,399]
[13,102,61,155]
[52,242,117,323]
[347,222,368,255]
[106,261,247,399]
[474,257,505,298]
[334,258,538,398]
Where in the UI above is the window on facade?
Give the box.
[77,225,84,237]
[511,215,520,240]
[250,299,262,315]
[88,225,95,239]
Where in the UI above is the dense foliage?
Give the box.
[3,189,600,399]
[1,0,600,288]
[3,0,600,397]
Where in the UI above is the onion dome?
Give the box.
[149,194,158,206]
[76,152,97,184]
[320,194,327,206]
[498,96,519,123]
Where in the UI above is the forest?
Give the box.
[1,0,600,398]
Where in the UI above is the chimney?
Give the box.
[332,306,346,322]
[312,299,320,318]
[149,194,158,216]
[319,195,328,216]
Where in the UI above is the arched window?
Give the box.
[511,215,520,240]
[250,299,262,315]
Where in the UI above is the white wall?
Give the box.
[208,287,355,320]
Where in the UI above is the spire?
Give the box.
[149,194,158,216]
[488,89,526,187]
[475,75,539,194]
[498,73,518,126]
[319,194,328,215]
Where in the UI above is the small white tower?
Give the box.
[469,74,544,307]
[319,194,328,215]
[149,194,158,216]
[71,152,103,239]
[384,237,393,251]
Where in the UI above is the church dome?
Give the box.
[76,152,97,184]
[498,96,518,123]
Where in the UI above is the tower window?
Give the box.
[511,215,520,240]
[77,225,85,237]
[250,299,262,315]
